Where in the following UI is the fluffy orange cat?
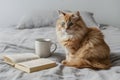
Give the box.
[56,10,111,69]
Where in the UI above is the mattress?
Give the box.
[0,25,120,80]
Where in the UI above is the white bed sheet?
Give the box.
[0,26,120,80]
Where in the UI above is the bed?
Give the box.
[0,10,120,80]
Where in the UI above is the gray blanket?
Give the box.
[0,26,120,80]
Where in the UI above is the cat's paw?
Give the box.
[61,60,67,65]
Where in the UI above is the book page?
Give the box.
[4,53,39,64]
[16,58,56,68]
[15,59,56,73]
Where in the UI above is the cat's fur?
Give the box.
[56,10,111,69]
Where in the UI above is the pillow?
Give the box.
[17,10,58,29]
[80,11,99,27]
[16,10,99,29]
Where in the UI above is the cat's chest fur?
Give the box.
[59,30,73,40]
[59,32,80,53]
[61,33,73,40]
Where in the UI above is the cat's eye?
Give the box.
[67,21,73,27]
[61,22,65,27]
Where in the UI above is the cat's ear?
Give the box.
[76,11,80,16]
[58,10,66,16]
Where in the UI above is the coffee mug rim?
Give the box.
[36,38,51,42]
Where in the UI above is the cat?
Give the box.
[56,10,111,69]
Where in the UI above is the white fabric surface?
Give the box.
[0,25,120,80]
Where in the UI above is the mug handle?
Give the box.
[51,42,57,54]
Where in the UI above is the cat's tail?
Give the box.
[89,60,111,70]
[78,59,111,70]
[92,63,111,70]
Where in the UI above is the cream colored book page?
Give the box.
[17,59,55,68]
[4,53,39,63]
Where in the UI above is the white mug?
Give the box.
[35,38,57,58]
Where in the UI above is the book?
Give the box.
[3,53,56,73]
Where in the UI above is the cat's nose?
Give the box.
[65,25,69,30]
[65,29,69,33]
[65,26,69,30]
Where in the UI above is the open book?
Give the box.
[3,53,56,73]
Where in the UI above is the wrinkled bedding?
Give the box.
[0,26,120,80]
